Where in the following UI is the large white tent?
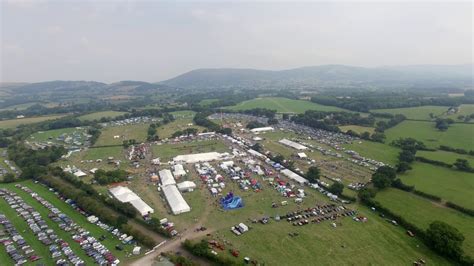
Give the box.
[250,127,274,133]
[109,186,154,216]
[279,139,308,150]
[162,185,191,215]
[159,169,176,186]
[281,169,308,185]
[177,181,196,192]
[173,152,228,164]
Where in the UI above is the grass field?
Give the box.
[94,123,150,146]
[343,141,400,165]
[0,114,66,129]
[189,180,450,265]
[83,146,124,160]
[198,99,218,107]
[156,118,206,139]
[416,150,474,165]
[371,106,448,120]
[339,125,375,134]
[29,127,86,142]
[226,97,349,113]
[78,111,127,121]
[385,120,474,150]
[399,162,474,208]
[441,104,474,121]
[169,110,196,119]
[151,140,229,162]
[376,188,474,257]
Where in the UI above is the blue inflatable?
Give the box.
[220,192,244,210]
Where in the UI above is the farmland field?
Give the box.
[376,188,474,257]
[151,140,229,162]
[94,123,150,146]
[371,106,448,120]
[399,162,474,208]
[0,114,66,129]
[156,118,206,139]
[385,120,474,150]
[226,97,349,113]
[169,110,196,119]
[416,150,474,165]
[29,127,87,142]
[186,179,449,265]
[339,125,375,134]
[343,141,400,165]
[78,111,127,121]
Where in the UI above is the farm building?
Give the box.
[281,169,308,185]
[172,164,186,177]
[173,152,229,164]
[250,127,274,133]
[109,186,154,216]
[279,139,308,150]
[159,169,176,187]
[177,181,196,192]
[162,185,191,215]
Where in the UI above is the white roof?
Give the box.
[74,170,87,177]
[279,139,308,150]
[159,169,176,186]
[281,169,308,185]
[162,185,191,215]
[177,181,196,191]
[250,127,274,133]
[173,152,226,164]
[173,164,186,177]
[129,198,154,216]
[109,186,154,216]
[297,152,307,158]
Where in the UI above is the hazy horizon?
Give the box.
[1,1,472,83]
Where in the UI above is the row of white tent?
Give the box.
[109,186,154,216]
[158,169,194,215]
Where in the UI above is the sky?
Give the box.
[1,0,472,83]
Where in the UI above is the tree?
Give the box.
[399,149,416,163]
[306,166,320,183]
[267,118,278,125]
[372,174,392,189]
[426,221,465,259]
[246,120,265,129]
[358,188,377,202]
[2,173,15,183]
[360,132,371,140]
[375,166,396,180]
[328,182,344,195]
[453,159,471,171]
[251,143,263,153]
[282,113,290,120]
[371,132,386,143]
[396,161,412,173]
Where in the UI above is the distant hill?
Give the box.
[161,64,473,90]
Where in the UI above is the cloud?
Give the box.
[45,25,64,35]
[190,8,233,23]
[4,0,44,8]
[2,43,25,56]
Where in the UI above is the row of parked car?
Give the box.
[0,213,41,265]
[16,184,121,266]
[0,188,84,265]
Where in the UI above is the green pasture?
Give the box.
[376,188,474,257]
[94,123,150,146]
[399,162,474,208]
[385,121,474,150]
[78,111,127,121]
[339,125,375,134]
[343,141,400,166]
[416,150,474,165]
[226,97,349,113]
[371,106,448,120]
[0,114,66,129]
